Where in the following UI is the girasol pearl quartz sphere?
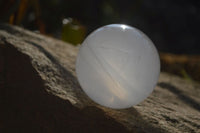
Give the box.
[76,24,160,109]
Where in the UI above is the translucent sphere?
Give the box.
[76,24,160,109]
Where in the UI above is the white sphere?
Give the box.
[76,24,160,109]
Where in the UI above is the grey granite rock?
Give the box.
[0,24,199,133]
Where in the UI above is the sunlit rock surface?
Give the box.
[0,24,200,133]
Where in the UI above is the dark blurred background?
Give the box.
[0,0,200,81]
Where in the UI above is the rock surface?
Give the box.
[0,24,200,133]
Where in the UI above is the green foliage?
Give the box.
[180,69,192,81]
[61,18,86,45]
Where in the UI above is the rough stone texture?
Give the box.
[0,24,200,133]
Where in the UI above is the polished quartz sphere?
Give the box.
[76,24,160,109]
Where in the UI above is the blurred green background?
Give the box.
[0,0,200,82]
